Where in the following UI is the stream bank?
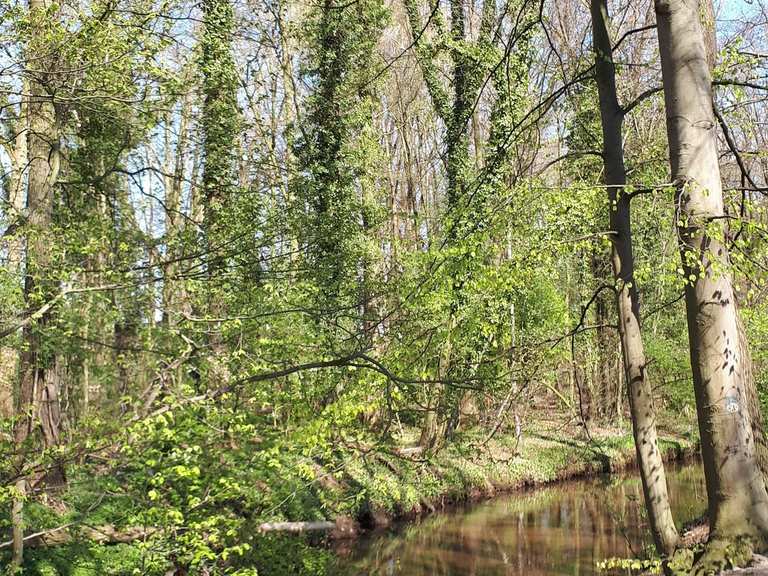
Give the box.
[322,425,697,537]
[247,424,697,575]
[16,423,698,576]
[335,456,707,575]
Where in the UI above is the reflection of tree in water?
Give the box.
[341,462,706,575]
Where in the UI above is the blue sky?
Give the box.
[718,0,761,20]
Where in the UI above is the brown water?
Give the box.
[337,461,706,575]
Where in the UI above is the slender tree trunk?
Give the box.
[590,0,679,556]
[590,249,613,420]
[0,83,28,420]
[419,316,455,450]
[655,0,768,561]
[162,86,192,328]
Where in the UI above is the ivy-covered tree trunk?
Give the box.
[300,0,358,297]
[201,0,239,238]
[296,0,384,313]
[404,0,489,448]
[590,0,679,557]
[655,0,768,568]
[200,0,240,380]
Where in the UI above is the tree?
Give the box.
[200,0,240,245]
[403,0,536,448]
[655,0,768,568]
[12,0,64,565]
[0,79,27,420]
[293,0,386,318]
[199,0,241,379]
[590,0,679,557]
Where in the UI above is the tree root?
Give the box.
[663,538,756,575]
[690,538,754,576]
[664,547,695,575]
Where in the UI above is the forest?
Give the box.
[1,0,768,573]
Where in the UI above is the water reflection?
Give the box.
[339,462,705,575]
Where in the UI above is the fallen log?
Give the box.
[395,446,424,457]
[257,521,335,533]
[258,516,358,538]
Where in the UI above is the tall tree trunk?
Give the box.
[12,0,64,565]
[19,1,64,463]
[162,86,193,328]
[590,0,679,556]
[200,0,240,382]
[655,0,768,563]
[699,0,768,484]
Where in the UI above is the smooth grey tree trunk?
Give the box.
[699,0,768,484]
[655,0,768,564]
[590,0,679,557]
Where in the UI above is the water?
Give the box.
[337,461,705,575]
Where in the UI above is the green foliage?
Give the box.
[4,0,764,573]
[19,543,157,576]
[292,0,387,307]
[244,534,332,576]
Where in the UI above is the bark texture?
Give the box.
[17,0,64,459]
[12,0,64,565]
[655,0,768,554]
[590,0,679,557]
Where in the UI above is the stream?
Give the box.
[335,461,705,575]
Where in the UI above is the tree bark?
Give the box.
[699,0,768,485]
[655,0,768,559]
[12,0,64,566]
[17,0,64,457]
[590,0,679,556]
